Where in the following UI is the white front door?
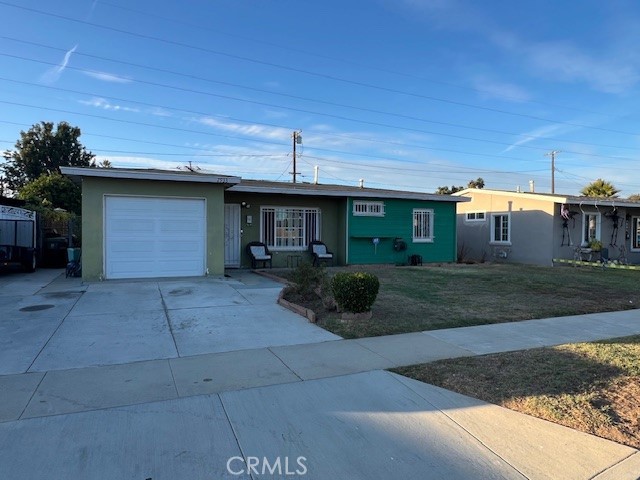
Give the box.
[224,204,241,267]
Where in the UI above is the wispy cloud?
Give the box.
[396,0,640,94]
[198,117,291,141]
[472,76,531,103]
[519,41,639,94]
[79,97,139,113]
[97,155,178,170]
[40,45,78,84]
[82,70,132,83]
[149,107,172,117]
[502,123,575,153]
[87,0,99,20]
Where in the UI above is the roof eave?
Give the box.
[60,166,241,185]
[227,184,469,202]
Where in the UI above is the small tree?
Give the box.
[3,121,95,191]
[628,193,640,202]
[467,177,485,189]
[436,185,463,195]
[436,178,485,194]
[580,179,619,198]
[19,173,82,214]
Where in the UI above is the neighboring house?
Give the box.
[454,188,640,266]
[61,167,466,280]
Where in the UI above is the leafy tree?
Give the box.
[436,178,485,194]
[580,179,620,198]
[3,121,95,191]
[96,159,112,168]
[19,173,82,214]
[436,185,463,195]
[467,177,485,189]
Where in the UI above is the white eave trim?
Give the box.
[452,188,640,208]
[228,184,470,202]
[60,167,241,185]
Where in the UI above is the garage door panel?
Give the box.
[109,241,152,253]
[105,197,206,279]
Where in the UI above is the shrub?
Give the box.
[290,261,326,297]
[331,272,380,313]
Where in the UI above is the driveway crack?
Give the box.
[158,283,181,357]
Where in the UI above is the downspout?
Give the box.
[345,198,350,265]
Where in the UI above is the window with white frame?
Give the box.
[632,217,640,250]
[491,213,510,243]
[465,212,486,222]
[413,209,434,242]
[353,201,385,216]
[261,207,320,250]
[582,212,601,245]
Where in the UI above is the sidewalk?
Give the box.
[1,271,640,479]
[2,308,639,422]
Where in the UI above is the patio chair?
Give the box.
[246,241,272,269]
[309,240,334,267]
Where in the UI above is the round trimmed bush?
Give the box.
[331,272,380,313]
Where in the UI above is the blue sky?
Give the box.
[2,0,640,195]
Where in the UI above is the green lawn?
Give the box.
[393,336,640,448]
[287,263,640,338]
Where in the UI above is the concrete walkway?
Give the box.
[1,271,640,478]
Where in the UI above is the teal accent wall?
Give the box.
[224,192,347,267]
[81,177,227,280]
[347,198,457,264]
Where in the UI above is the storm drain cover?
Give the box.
[20,304,55,312]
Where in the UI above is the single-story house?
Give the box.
[453,188,640,266]
[61,167,467,280]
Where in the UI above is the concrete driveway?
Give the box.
[1,269,639,479]
[0,269,338,375]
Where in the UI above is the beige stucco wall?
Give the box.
[457,191,556,265]
[81,177,227,281]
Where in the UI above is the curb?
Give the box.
[277,289,317,323]
[251,269,318,323]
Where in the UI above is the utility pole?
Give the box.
[291,131,302,183]
[545,150,559,194]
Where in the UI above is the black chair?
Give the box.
[246,241,272,269]
[309,240,334,267]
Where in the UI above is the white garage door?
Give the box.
[105,196,206,279]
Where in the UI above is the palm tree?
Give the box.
[580,179,619,198]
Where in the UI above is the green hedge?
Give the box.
[331,272,380,313]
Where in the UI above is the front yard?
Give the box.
[283,263,640,338]
[280,263,640,448]
[393,335,640,448]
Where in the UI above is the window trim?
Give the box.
[490,212,511,245]
[352,200,385,217]
[412,208,434,243]
[465,211,486,222]
[581,212,601,246]
[632,216,640,252]
[260,206,321,251]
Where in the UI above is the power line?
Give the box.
[5,53,635,155]
[36,3,620,119]
[2,65,638,164]
[0,3,635,136]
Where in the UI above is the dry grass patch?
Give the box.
[393,335,640,448]
[283,263,640,338]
